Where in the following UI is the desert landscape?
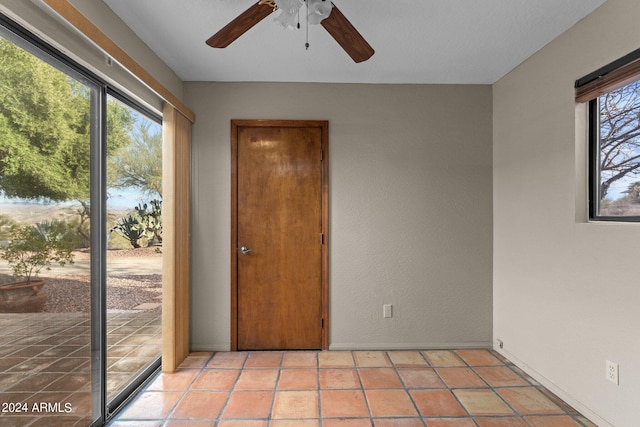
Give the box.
[0,201,163,313]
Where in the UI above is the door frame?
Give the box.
[230,119,329,351]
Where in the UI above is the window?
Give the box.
[576,49,640,221]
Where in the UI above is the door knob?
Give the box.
[240,245,253,255]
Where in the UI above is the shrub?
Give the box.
[1,220,75,283]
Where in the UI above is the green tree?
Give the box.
[0,37,133,202]
[598,81,640,199]
[109,119,162,198]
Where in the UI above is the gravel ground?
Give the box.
[1,248,162,313]
[43,273,162,313]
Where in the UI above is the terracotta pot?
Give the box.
[0,279,47,313]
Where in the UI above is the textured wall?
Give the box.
[493,0,640,426]
[186,82,493,351]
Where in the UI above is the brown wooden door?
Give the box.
[232,120,328,350]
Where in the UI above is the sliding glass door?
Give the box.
[106,95,162,406]
[0,16,162,426]
[0,30,99,426]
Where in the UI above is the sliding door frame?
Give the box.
[0,14,166,426]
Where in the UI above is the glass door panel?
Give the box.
[105,95,162,403]
[0,35,97,426]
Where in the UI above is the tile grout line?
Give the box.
[353,351,376,427]
[267,351,285,425]
[161,351,215,422]
[385,350,429,427]
[316,351,323,427]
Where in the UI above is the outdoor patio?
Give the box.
[0,310,160,427]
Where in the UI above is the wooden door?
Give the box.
[231,120,328,350]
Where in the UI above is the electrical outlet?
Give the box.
[606,360,619,385]
[383,304,393,318]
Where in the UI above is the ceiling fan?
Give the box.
[206,0,375,63]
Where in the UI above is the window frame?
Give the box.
[577,49,640,222]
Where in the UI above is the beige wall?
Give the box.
[186,82,494,351]
[493,0,640,426]
[9,1,637,425]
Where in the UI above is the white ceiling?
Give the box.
[103,0,606,84]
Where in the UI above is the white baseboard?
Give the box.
[495,346,612,427]
[329,341,493,351]
[190,343,231,352]
[190,341,494,353]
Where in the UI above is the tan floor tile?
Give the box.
[107,350,594,427]
[474,367,529,387]
[359,367,403,388]
[164,421,215,427]
[373,418,425,427]
[320,368,361,389]
[574,415,599,427]
[397,367,445,389]
[118,391,183,419]
[282,352,318,368]
[207,352,248,369]
[105,421,163,427]
[272,390,319,418]
[524,415,583,427]
[271,420,319,427]
[410,389,467,417]
[454,389,514,416]
[455,350,502,366]
[217,421,268,427]
[322,419,373,427]
[365,389,418,417]
[422,351,465,367]
[436,368,487,388]
[510,366,540,386]
[221,391,273,419]
[475,417,530,427]
[278,368,318,390]
[170,391,227,419]
[320,389,369,418]
[244,352,283,368]
[497,387,565,415]
[387,351,428,367]
[177,353,213,369]
[424,418,477,427]
[146,370,198,391]
[354,351,391,367]
[538,388,580,414]
[319,351,355,368]
[190,369,239,391]
[234,369,278,390]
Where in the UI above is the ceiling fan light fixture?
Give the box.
[274,0,303,14]
[273,0,303,28]
[274,10,299,28]
[307,0,333,25]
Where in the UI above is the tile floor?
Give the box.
[109,349,598,427]
[0,311,160,427]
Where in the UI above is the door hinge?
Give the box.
[320,149,323,161]
[321,233,324,245]
[321,318,324,329]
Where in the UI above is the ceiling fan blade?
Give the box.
[321,4,374,63]
[206,2,274,48]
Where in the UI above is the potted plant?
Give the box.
[0,221,75,312]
